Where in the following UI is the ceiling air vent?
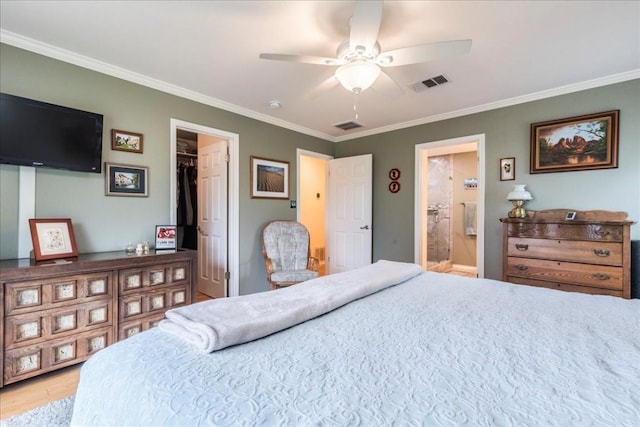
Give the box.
[334,120,364,131]
[409,74,449,93]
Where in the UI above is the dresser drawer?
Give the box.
[4,272,113,315]
[119,284,190,322]
[3,325,114,385]
[505,276,623,298]
[118,312,166,341]
[4,298,113,349]
[506,223,623,241]
[118,262,190,294]
[506,257,623,290]
[507,237,622,266]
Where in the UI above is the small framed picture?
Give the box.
[250,156,289,199]
[105,163,149,197]
[565,211,577,221]
[29,218,79,261]
[155,225,177,250]
[112,129,144,154]
[500,157,515,181]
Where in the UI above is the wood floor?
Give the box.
[0,365,80,419]
[0,292,213,420]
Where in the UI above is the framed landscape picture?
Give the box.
[112,129,144,154]
[105,163,149,197]
[530,110,619,174]
[250,156,289,199]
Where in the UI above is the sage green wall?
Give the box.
[335,80,640,280]
[2,43,638,288]
[0,44,334,295]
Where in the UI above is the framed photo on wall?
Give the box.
[105,163,149,197]
[500,157,515,181]
[112,129,144,154]
[530,110,619,174]
[29,218,78,261]
[250,156,289,199]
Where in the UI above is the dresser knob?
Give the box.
[515,244,529,251]
[593,249,610,257]
[514,264,528,271]
[592,273,611,281]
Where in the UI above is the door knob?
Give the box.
[360,225,369,230]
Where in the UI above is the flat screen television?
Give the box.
[0,93,104,173]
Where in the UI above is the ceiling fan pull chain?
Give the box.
[353,92,359,120]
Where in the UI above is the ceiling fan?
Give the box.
[259,0,472,98]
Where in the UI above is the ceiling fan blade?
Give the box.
[349,0,383,54]
[377,39,472,67]
[371,71,403,98]
[305,74,341,100]
[259,53,341,66]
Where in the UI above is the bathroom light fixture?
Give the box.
[506,184,532,218]
[335,60,381,94]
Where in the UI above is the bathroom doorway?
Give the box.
[415,135,485,278]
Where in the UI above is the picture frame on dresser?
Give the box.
[155,225,177,250]
[28,218,78,261]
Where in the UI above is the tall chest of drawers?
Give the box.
[501,210,634,298]
[0,250,197,387]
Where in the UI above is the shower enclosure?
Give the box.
[426,155,452,266]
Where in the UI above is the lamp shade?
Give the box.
[506,184,532,201]
[335,60,381,94]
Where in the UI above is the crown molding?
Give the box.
[2,30,637,144]
[0,30,336,142]
[336,69,640,142]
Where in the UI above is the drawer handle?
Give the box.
[514,264,528,271]
[593,249,610,257]
[592,273,611,281]
[515,244,529,251]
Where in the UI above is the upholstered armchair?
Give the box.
[261,221,320,290]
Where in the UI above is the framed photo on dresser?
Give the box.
[29,218,78,261]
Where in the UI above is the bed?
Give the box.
[71,260,640,426]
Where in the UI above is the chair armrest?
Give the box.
[308,257,320,272]
[265,258,275,275]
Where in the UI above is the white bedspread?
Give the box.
[71,270,640,426]
[159,260,423,352]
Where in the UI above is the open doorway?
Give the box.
[297,149,332,276]
[414,134,485,278]
[170,119,240,297]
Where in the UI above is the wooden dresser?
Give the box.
[501,210,634,298]
[0,249,197,387]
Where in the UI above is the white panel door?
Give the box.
[327,154,372,274]
[198,137,227,298]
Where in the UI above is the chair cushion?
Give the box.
[263,221,311,271]
[271,269,319,283]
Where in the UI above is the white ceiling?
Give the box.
[1,1,639,142]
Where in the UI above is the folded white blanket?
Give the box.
[158,260,423,352]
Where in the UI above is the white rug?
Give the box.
[0,396,73,427]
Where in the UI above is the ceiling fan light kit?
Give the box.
[335,60,381,94]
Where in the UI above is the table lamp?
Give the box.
[507,184,532,218]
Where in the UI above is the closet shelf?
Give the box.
[177,152,197,158]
